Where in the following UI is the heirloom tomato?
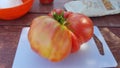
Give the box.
[49,9,93,53]
[28,9,93,62]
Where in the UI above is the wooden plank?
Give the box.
[0,26,23,68]
[100,27,120,68]
[0,13,120,27]
[0,13,44,26]
[91,14,120,27]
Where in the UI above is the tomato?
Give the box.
[28,9,93,62]
[28,16,72,62]
[64,11,73,19]
[39,0,53,4]
[67,13,93,42]
[49,9,93,53]
[66,13,94,53]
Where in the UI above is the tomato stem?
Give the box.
[53,12,66,25]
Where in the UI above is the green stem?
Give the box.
[53,12,66,25]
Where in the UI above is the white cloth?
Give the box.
[64,0,120,17]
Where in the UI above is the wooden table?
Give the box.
[0,0,120,68]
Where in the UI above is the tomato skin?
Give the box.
[29,9,94,62]
[49,9,93,53]
[28,16,72,62]
[70,32,83,53]
[66,13,93,53]
[40,0,53,4]
[66,13,93,43]
[64,11,73,19]
[48,8,64,17]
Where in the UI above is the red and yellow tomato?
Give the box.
[28,9,93,62]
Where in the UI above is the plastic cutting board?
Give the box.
[12,26,117,68]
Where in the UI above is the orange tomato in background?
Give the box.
[39,0,53,4]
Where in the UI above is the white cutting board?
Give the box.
[12,26,117,68]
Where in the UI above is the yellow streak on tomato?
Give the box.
[49,26,72,62]
[28,16,60,58]
[28,16,72,62]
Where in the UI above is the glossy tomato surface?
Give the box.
[49,9,94,53]
[28,16,72,62]
[28,9,94,62]
[66,13,93,53]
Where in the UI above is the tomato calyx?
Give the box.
[53,12,68,26]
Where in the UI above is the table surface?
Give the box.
[0,0,120,68]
